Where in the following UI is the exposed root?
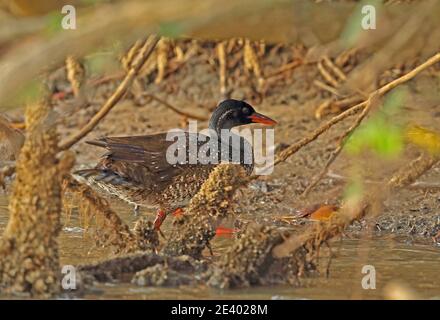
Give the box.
[215,153,439,288]
[155,38,170,84]
[0,165,16,190]
[63,176,157,254]
[163,164,247,258]
[302,93,380,197]
[275,51,440,173]
[132,218,160,252]
[317,59,340,88]
[132,264,193,287]
[0,101,69,297]
[315,95,364,120]
[216,41,227,97]
[387,153,439,189]
[65,55,85,98]
[142,93,208,121]
[243,39,264,92]
[208,224,314,289]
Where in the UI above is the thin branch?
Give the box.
[59,36,159,150]
[301,94,378,196]
[274,101,367,165]
[274,52,440,166]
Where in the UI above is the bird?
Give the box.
[74,99,276,231]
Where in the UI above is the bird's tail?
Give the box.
[73,168,130,186]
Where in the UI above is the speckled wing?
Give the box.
[86,132,207,188]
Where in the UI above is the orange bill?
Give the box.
[248,112,277,125]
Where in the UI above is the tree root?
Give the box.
[162,164,247,258]
[0,101,72,296]
[63,176,159,254]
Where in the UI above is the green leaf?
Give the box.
[158,21,183,38]
[345,112,403,158]
[44,12,64,36]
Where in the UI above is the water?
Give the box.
[0,195,439,299]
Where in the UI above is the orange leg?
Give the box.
[154,207,239,237]
[153,208,184,230]
[153,209,167,230]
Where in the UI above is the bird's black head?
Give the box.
[209,99,276,133]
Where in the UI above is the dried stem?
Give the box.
[302,94,378,196]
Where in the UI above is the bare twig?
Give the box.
[302,94,378,196]
[317,60,339,88]
[274,101,367,165]
[275,51,440,166]
[59,35,159,150]
[265,59,303,79]
[313,80,342,97]
[323,56,346,82]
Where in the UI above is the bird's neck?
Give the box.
[208,109,235,135]
[215,132,254,175]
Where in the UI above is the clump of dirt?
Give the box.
[132,264,193,287]
[131,256,206,287]
[208,224,315,289]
